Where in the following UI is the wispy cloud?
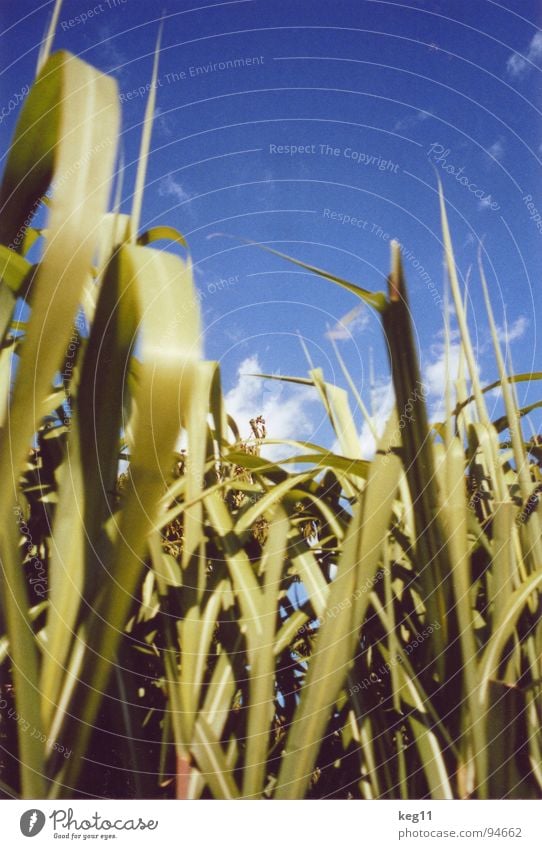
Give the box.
[420,339,466,421]
[325,304,369,341]
[424,344,462,398]
[95,25,129,77]
[479,195,496,211]
[358,380,394,458]
[393,109,432,133]
[154,106,173,139]
[159,173,191,204]
[487,139,505,162]
[506,31,542,78]
[355,314,526,454]
[496,315,528,344]
[224,354,317,460]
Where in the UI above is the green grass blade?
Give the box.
[243,506,289,797]
[47,246,200,794]
[275,416,402,799]
[130,24,162,242]
[214,235,387,311]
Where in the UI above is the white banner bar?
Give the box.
[2,799,540,848]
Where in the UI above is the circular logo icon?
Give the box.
[20,810,46,837]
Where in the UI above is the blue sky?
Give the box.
[1,0,541,456]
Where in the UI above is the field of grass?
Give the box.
[0,31,541,801]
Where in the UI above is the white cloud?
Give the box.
[325,304,369,341]
[418,316,527,422]
[96,26,129,76]
[506,31,542,78]
[507,53,527,77]
[355,339,465,456]
[222,324,247,344]
[357,341,466,455]
[159,173,190,203]
[358,380,394,458]
[393,109,432,132]
[154,106,173,138]
[421,341,466,421]
[424,344,461,397]
[478,194,498,211]
[224,355,318,460]
[496,315,528,344]
[487,139,505,161]
[356,314,525,454]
